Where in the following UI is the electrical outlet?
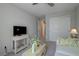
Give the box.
[4,46,6,49]
[4,46,7,55]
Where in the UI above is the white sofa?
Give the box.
[56,38,79,56]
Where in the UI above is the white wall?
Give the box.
[76,7,79,31]
[45,10,77,41]
[0,4,38,55]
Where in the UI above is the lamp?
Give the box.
[70,28,78,38]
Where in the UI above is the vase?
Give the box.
[32,41,37,55]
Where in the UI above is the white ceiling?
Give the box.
[12,3,79,17]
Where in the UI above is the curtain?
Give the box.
[38,17,46,40]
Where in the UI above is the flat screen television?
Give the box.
[13,26,27,36]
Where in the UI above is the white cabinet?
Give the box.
[13,35,30,54]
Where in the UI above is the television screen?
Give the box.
[13,26,27,36]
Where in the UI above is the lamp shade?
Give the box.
[70,28,78,34]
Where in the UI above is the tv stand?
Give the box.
[13,35,29,54]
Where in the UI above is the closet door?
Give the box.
[49,16,70,41]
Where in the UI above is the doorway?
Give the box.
[49,16,70,41]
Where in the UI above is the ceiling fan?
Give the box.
[32,3,55,7]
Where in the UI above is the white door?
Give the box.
[49,16,70,41]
